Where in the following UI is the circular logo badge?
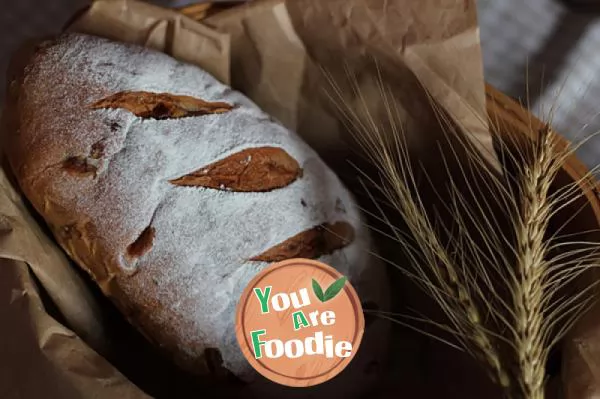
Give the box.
[235,258,364,387]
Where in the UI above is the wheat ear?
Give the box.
[511,126,560,399]
[380,139,510,388]
[417,93,600,398]
[323,60,600,398]
[322,65,511,388]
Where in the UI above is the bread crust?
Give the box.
[3,33,388,387]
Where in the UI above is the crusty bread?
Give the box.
[4,33,388,391]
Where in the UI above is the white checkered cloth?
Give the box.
[480,0,600,171]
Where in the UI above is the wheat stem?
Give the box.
[388,163,511,387]
[322,65,511,388]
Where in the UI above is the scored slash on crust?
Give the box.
[249,221,355,262]
[89,91,233,119]
[169,147,303,192]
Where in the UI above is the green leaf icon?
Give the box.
[323,276,347,302]
[312,276,348,303]
[312,279,325,302]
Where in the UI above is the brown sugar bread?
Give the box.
[3,33,389,394]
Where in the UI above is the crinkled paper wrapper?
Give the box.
[0,0,516,397]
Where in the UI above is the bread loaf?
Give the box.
[4,33,388,391]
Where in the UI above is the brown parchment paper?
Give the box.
[0,166,106,347]
[0,257,149,399]
[0,162,150,397]
[0,0,501,397]
[195,0,498,174]
[68,0,231,84]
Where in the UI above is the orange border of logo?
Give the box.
[235,258,365,387]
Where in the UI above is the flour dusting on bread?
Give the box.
[7,33,387,384]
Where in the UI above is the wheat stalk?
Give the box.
[511,126,560,399]
[383,135,511,388]
[323,61,600,398]
[323,64,511,388]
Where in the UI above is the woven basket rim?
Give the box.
[486,83,600,223]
